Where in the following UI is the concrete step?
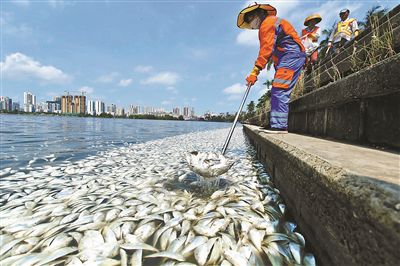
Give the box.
[243,124,400,266]
[289,53,400,149]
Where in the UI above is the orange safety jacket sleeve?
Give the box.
[255,17,276,70]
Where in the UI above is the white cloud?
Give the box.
[236,30,259,46]
[118,79,132,87]
[1,12,33,38]
[228,95,242,101]
[134,65,153,73]
[1,52,70,84]
[223,83,246,95]
[79,86,94,94]
[141,72,180,86]
[96,72,119,83]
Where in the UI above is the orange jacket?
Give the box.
[255,16,305,69]
[301,26,320,42]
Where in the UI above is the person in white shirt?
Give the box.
[328,9,359,54]
[301,14,322,70]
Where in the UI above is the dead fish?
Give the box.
[130,249,143,266]
[182,236,208,256]
[120,242,158,252]
[249,228,265,251]
[223,249,249,266]
[145,251,185,262]
[134,222,157,242]
[194,237,216,266]
[35,247,78,266]
[167,236,187,253]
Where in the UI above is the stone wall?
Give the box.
[243,125,400,266]
[289,54,400,149]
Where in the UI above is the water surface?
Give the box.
[0,114,230,170]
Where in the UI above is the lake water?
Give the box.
[0,114,230,170]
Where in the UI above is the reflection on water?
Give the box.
[0,114,230,170]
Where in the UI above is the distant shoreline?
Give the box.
[0,111,235,123]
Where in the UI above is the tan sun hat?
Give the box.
[237,3,277,29]
[304,14,322,26]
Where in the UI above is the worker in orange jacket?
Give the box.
[301,14,322,70]
[237,3,306,133]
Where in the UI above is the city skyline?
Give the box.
[0,91,203,118]
[2,1,396,114]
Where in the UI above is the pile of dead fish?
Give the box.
[0,128,316,265]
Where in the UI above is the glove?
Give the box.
[246,66,260,86]
[327,42,332,47]
[246,75,257,86]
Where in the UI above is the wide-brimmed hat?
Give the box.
[237,3,277,29]
[304,14,322,26]
[340,8,350,14]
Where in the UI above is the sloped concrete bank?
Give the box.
[243,124,400,266]
[289,54,400,149]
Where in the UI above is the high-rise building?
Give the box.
[35,101,46,112]
[61,95,86,114]
[107,104,117,115]
[128,105,141,115]
[172,107,180,116]
[23,92,36,112]
[0,96,12,111]
[143,106,155,115]
[87,100,95,115]
[12,102,20,111]
[183,106,189,117]
[74,95,86,114]
[95,101,105,115]
[61,95,74,113]
[46,99,61,113]
[190,108,195,118]
[116,107,125,116]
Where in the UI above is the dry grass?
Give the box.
[350,15,395,72]
[291,71,305,100]
[311,67,321,91]
[327,59,342,82]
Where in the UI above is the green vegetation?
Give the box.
[243,101,255,121]
[359,5,388,29]
[128,114,184,120]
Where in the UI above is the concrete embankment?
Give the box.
[243,124,400,266]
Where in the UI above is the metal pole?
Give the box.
[221,84,252,155]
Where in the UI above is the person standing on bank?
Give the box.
[237,3,306,134]
[301,14,322,71]
[328,9,359,54]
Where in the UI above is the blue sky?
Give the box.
[1,0,397,114]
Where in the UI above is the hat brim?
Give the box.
[304,16,322,26]
[237,4,277,29]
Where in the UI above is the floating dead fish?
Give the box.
[0,128,315,266]
[186,151,235,178]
